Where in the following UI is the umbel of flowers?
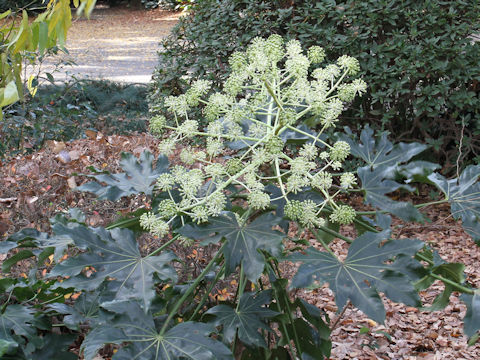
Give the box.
[142,35,367,236]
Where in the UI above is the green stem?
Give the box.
[356,198,449,216]
[430,273,474,294]
[189,263,225,321]
[236,264,246,311]
[317,224,353,244]
[146,235,180,258]
[311,229,338,256]
[159,243,225,335]
[106,216,140,230]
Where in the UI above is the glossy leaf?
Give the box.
[178,212,284,281]
[341,126,427,169]
[50,226,176,311]
[358,165,424,222]
[82,301,233,360]
[289,230,423,322]
[77,151,169,201]
[428,165,480,243]
[0,305,37,344]
[206,291,278,347]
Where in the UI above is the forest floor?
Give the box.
[2,3,480,360]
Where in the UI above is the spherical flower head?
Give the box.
[247,37,268,72]
[330,205,356,225]
[286,39,302,57]
[207,120,224,137]
[186,79,212,106]
[337,83,357,102]
[206,138,224,157]
[299,200,325,228]
[265,135,284,155]
[351,78,367,95]
[149,115,166,135]
[191,205,209,224]
[205,163,225,178]
[229,51,248,73]
[330,141,351,162]
[252,148,272,166]
[177,120,199,138]
[165,94,190,114]
[248,191,271,210]
[290,157,315,176]
[319,151,330,160]
[265,34,284,63]
[248,122,268,138]
[224,74,244,97]
[340,172,357,189]
[331,161,342,171]
[180,148,196,165]
[287,174,309,193]
[204,93,231,121]
[299,143,318,161]
[279,108,297,126]
[156,173,175,191]
[171,165,187,179]
[337,55,360,76]
[321,98,344,128]
[206,192,226,216]
[286,54,310,78]
[312,64,340,81]
[140,212,170,237]
[225,122,243,140]
[284,200,303,221]
[179,169,203,198]
[157,199,178,219]
[307,46,325,64]
[311,171,333,190]
[226,158,244,176]
[158,138,176,156]
[244,171,264,191]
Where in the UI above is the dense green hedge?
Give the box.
[150,0,480,164]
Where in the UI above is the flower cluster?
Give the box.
[145,35,366,236]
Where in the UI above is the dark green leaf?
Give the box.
[49,291,102,330]
[428,165,480,243]
[289,231,423,322]
[82,301,233,360]
[50,226,176,311]
[77,151,169,201]
[358,166,424,222]
[0,305,36,344]
[178,212,284,281]
[206,291,277,347]
[30,334,77,360]
[341,126,427,168]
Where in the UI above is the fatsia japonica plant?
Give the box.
[1,35,480,359]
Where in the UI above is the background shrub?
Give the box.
[150,0,480,166]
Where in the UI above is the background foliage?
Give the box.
[150,0,480,166]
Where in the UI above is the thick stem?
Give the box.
[189,263,225,321]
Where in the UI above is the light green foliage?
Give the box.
[0,0,96,119]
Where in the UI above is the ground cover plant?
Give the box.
[1,79,149,158]
[150,0,480,167]
[1,36,480,359]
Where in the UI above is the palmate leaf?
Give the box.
[0,305,37,347]
[205,291,278,348]
[178,212,284,281]
[340,126,427,169]
[50,226,177,311]
[77,151,169,201]
[358,165,424,222]
[428,165,480,243]
[82,301,233,360]
[289,230,423,322]
[49,291,103,330]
